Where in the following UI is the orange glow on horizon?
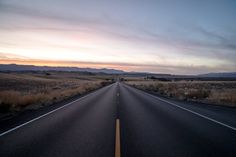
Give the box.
[0,59,132,71]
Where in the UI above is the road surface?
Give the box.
[0,82,236,157]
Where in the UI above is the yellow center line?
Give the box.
[115,119,121,157]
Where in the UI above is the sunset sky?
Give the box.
[0,0,236,74]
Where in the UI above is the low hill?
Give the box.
[199,72,236,78]
[0,64,124,74]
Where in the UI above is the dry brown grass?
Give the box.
[0,72,114,113]
[125,80,236,107]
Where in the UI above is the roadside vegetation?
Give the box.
[125,78,236,107]
[0,72,114,114]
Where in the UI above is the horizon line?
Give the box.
[0,62,236,76]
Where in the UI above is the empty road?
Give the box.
[0,82,236,157]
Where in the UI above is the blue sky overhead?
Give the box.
[0,0,236,74]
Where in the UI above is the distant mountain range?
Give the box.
[198,72,236,78]
[0,64,235,77]
[0,64,124,74]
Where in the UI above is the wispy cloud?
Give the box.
[0,0,235,74]
[0,52,235,75]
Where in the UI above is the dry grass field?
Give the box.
[125,79,236,107]
[0,72,114,113]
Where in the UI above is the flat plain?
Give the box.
[125,78,236,107]
[0,72,114,114]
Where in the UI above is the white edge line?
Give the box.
[125,84,236,131]
[0,84,113,137]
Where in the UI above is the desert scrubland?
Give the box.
[125,78,236,107]
[0,72,114,114]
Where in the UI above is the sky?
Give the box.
[0,0,236,74]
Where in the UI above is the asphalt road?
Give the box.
[0,82,236,157]
[119,83,236,157]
